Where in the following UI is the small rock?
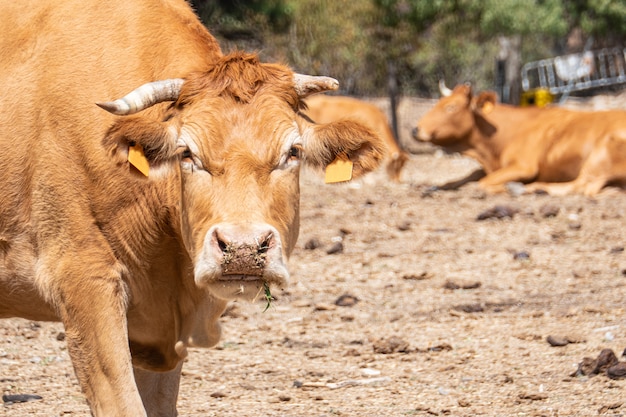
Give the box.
[304,238,322,250]
[443,280,460,290]
[519,393,548,401]
[428,343,453,352]
[210,391,227,398]
[572,348,619,377]
[361,368,381,376]
[596,349,620,373]
[598,403,623,414]
[458,399,471,407]
[610,246,624,254]
[326,242,343,255]
[278,395,291,402]
[539,204,560,218]
[56,332,66,341]
[513,251,530,260]
[373,336,410,354]
[402,272,432,280]
[476,205,519,221]
[572,357,597,377]
[443,280,481,290]
[546,335,569,347]
[314,303,336,311]
[568,222,582,230]
[2,394,43,404]
[607,362,626,379]
[335,294,359,307]
[452,303,484,313]
[397,221,411,231]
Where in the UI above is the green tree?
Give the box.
[191,0,626,98]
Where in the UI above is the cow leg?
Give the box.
[523,181,578,196]
[437,168,486,190]
[134,361,183,417]
[527,135,626,196]
[577,134,626,196]
[51,261,146,416]
[478,164,538,193]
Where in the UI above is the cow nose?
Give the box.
[195,223,290,295]
[210,224,278,276]
[411,127,419,139]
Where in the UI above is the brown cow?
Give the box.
[412,83,626,195]
[304,94,409,182]
[0,1,385,416]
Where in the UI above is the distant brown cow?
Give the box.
[413,83,626,195]
[304,94,409,182]
[0,1,385,416]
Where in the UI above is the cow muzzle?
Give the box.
[411,126,432,142]
[194,223,289,301]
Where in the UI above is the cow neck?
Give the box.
[88,154,182,273]
[468,107,509,173]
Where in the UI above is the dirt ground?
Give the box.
[2,96,626,417]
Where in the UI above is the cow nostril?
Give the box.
[257,233,273,255]
[217,236,230,254]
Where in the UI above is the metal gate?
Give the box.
[521,47,626,95]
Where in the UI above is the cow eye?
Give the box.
[181,149,193,162]
[288,146,301,161]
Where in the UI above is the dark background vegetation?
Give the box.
[190,0,626,103]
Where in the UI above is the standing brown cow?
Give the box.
[0,1,385,415]
[304,94,408,182]
[413,83,626,195]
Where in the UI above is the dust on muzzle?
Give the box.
[194,223,289,300]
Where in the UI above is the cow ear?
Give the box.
[103,117,178,174]
[473,92,497,115]
[300,118,387,179]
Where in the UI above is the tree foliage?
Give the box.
[191,0,626,98]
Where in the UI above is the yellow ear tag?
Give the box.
[482,101,494,114]
[128,143,150,177]
[325,155,353,184]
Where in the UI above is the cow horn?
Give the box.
[97,79,184,115]
[438,79,453,97]
[293,74,339,98]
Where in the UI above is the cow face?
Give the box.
[412,84,478,146]
[100,52,385,302]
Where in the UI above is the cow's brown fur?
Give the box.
[304,95,408,182]
[413,84,626,195]
[0,1,385,415]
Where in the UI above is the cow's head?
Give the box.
[412,82,497,146]
[99,52,385,302]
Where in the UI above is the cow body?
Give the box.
[304,95,408,182]
[0,1,385,415]
[413,84,626,195]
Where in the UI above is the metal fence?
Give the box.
[521,47,626,95]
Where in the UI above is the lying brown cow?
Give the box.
[304,94,409,182]
[413,83,626,195]
[0,1,385,415]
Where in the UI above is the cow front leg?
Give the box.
[53,267,146,416]
[437,168,486,191]
[134,361,182,417]
[478,163,538,193]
